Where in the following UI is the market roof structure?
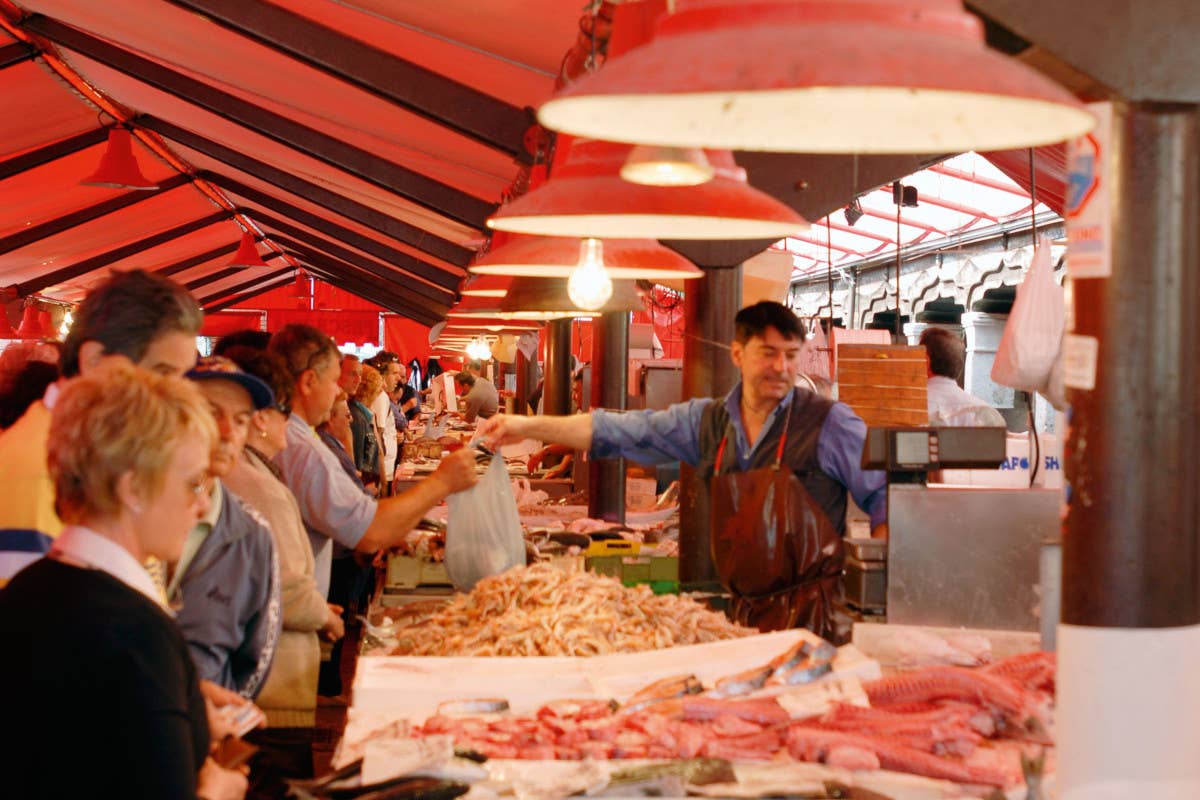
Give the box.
[0,0,1074,329]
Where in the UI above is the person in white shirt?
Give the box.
[366,352,401,483]
[920,327,1006,428]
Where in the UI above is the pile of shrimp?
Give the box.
[390,562,752,656]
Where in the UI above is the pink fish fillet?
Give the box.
[863,666,1029,718]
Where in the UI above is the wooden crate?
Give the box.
[836,344,928,427]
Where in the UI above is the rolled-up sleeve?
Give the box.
[817,402,888,528]
[275,425,373,551]
[590,399,711,467]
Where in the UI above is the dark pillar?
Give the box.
[1063,102,1200,629]
[589,311,629,523]
[679,265,743,584]
[543,317,572,417]
[514,349,529,415]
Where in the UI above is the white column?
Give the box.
[959,311,1012,409]
[1056,623,1200,799]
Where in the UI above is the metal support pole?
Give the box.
[543,318,572,417]
[1058,101,1200,797]
[514,348,529,415]
[680,265,742,584]
[588,310,629,523]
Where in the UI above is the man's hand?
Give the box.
[321,603,345,642]
[430,446,478,495]
[199,679,245,710]
[476,415,533,450]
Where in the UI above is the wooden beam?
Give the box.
[164,0,532,160]
[0,42,36,70]
[139,120,473,267]
[300,262,444,326]
[20,14,495,230]
[18,211,230,295]
[198,266,293,306]
[0,127,111,181]
[0,173,191,255]
[242,208,456,304]
[205,276,293,313]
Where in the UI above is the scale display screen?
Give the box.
[894,430,932,466]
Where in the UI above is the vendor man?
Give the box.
[479,302,886,637]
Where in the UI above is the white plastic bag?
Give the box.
[444,455,525,591]
[991,236,1066,406]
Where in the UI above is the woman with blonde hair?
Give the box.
[0,361,246,799]
[350,365,383,489]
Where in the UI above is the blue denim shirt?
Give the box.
[591,383,887,527]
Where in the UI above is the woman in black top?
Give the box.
[0,362,247,800]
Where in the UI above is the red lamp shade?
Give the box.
[538,0,1095,153]
[488,137,805,240]
[460,274,511,298]
[469,234,702,281]
[16,304,51,339]
[446,293,601,322]
[80,128,158,190]
[227,231,271,269]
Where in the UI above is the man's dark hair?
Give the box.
[454,372,475,387]
[733,301,805,344]
[0,360,59,429]
[60,270,203,378]
[213,329,272,356]
[223,346,294,412]
[267,323,339,381]
[366,351,400,371]
[920,327,966,381]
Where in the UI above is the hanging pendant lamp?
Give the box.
[502,274,644,316]
[469,234,702,281]
[80,128,158,190]
[621,144,715,186]
[447,293,602,322]
[227,231,271,269]
[16,303,50,339]
[460,274,511,298]
[488,138,805,239]
[538,0,1095,153]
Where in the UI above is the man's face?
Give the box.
[731,327,803,405]
[327,399,353,438]
[309,358,341,426]
[339,357,363,395]
[381,362,401,393]
[199,379,255,478]
[135,331,197,377]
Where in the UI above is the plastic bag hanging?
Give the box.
[990,236,1066,408]
[444,455,525,592]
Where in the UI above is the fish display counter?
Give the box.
[330,562,1056,800]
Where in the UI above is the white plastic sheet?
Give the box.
[444,455,525,592]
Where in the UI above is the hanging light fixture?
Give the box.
[80,127,158,190]
[447,294,602,321]
[470,234,702,281]
[16,302,50,339]
[460,274,511,298]
[488,138,805,239]
[538,0,1095,153]
[227,231,271,269]
[503,274,644,317]
[465,337,492,361]
[620,145,714,186]
[567,238,613,311]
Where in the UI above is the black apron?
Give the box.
[708,398,845,640]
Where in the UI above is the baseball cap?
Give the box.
[186,355,275,410]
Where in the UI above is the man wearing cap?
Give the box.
[176,356,282,699]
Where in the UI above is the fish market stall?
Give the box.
[331,562,1056,799]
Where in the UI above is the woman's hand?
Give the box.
[197,757,248,800]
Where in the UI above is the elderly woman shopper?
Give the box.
[350,364,384,490]
[0,362,246,800]
[222,348,343,728]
